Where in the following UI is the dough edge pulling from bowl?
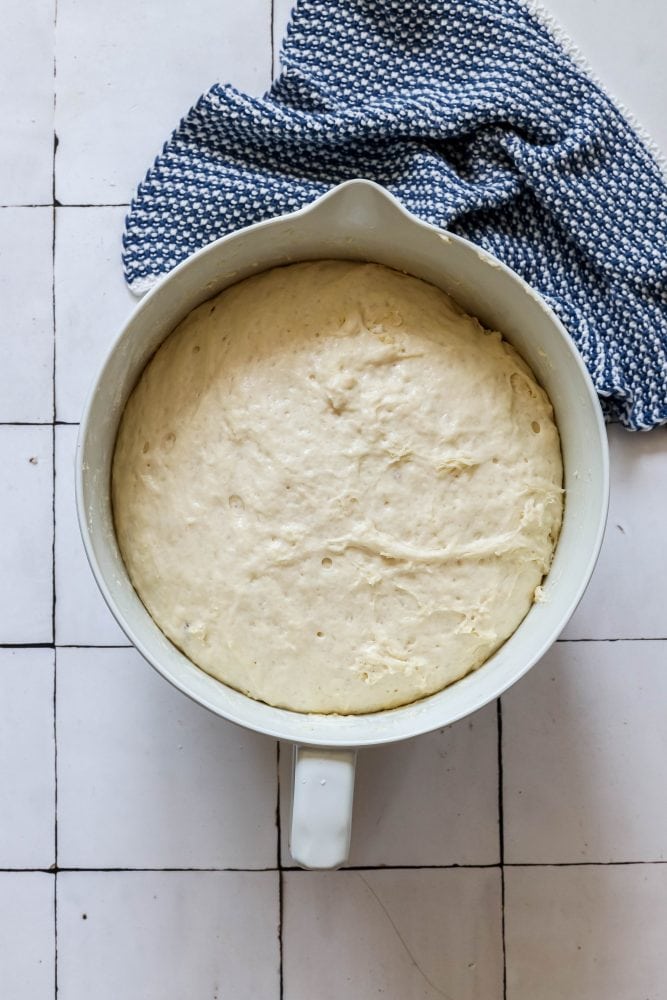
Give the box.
[111,260,563,715]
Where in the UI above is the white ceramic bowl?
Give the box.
[77,180,609,868]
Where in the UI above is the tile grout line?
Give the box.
[57,203,130,208]
[497,699,507,1000]
[276,741,284,999]
[3,639,667,651]
[0,643,58,649]
[1,203,130,209]
[284,860,667,869]
[51,4,59,995]
[278,868,284,999]
[559,637,667,643]
[31,866,286,873]
[502,860,667,868]
[275,749,280,873]
[1,860,667,875]
[270,0,275,80]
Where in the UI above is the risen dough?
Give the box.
[112,261,563,714]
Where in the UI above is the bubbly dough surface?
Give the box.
[112,261,563,714]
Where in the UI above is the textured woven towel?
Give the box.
[123,0,667,429]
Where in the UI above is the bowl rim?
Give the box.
[76,179,610,747]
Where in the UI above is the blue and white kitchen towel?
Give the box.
[123,0,667,429]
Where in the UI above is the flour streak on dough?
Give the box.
[112,261,563,714]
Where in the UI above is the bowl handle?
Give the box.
[289,745,357,869]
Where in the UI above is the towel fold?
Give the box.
[123,0,667,429]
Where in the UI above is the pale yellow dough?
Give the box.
[112,261,563,714]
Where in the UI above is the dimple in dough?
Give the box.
[112,261,563,715]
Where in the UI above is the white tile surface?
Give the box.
[57,871,279,1000]
[55,207,135,422]
[505,864,667,1000]
[57,647,277,869]
[0,649,55,869]
[0,873,54,999]
[0,1,54,204]
[563,426,667,639]
[0,208,54,422]
[0,426,53,643]
[503,640,667,864]
[281,703,499,867]
[283,868,503,1000]
[55,0,272,205]
[273,0,295,70]
[54,424,128,645]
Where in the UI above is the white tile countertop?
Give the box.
[1,1,666,997]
